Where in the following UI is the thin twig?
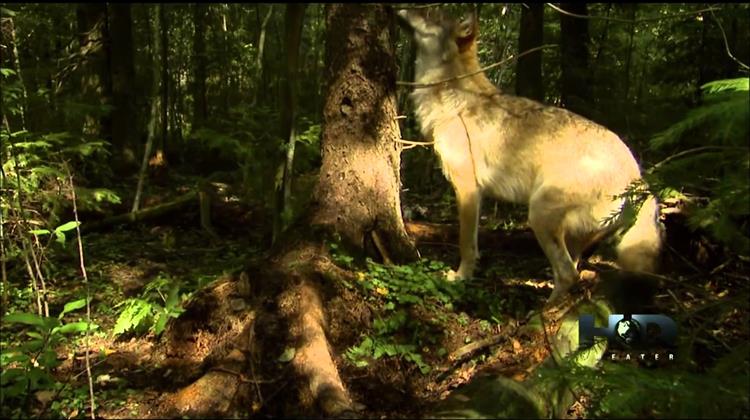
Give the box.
[709,8,750,72]
[397,44,558,89]
[38,358,108,418]
[647,146,746,173]
[247,321,264,407]
[66,164,96,419]
[3,117,46,316]
[666,243,704,275]
[395,138,435,147]
[395,3,444,10]
[546,3,722,25]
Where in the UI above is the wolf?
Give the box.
[397,8,663,302]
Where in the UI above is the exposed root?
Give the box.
[279,279,354,416]
[162,237,358,418]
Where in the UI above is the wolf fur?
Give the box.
[397,8,663,301]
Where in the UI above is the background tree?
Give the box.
[558,3,592,118]
[108,3,137,167]
[191,3,208,129]
[76,3,112,140]
[273,3,306,243]
[515,3,544,101]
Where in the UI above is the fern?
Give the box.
[538,353,750,418]
[651,89,749,149]
[647,77,750,254]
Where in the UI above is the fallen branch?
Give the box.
[449,334,507,362]
[80,190,198,233]
[546,3,721,24]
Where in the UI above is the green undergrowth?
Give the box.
[334,254,511,375]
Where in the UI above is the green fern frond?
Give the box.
[651,92,749,149]
[701,77,749,94]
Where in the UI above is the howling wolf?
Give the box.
[397,8,663,302]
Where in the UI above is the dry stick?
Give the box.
[448,334,506,361]
[247,322,264,407]
[397,44,558,89]
[28,234,50,317]
[545,3,722,25]
[3,117,45,316]
[395,138,434,147]
[394,3,444,9]
[709,8,750,72]
[647,146,746,173]
[0,173,6,306]
[66,165,96,419]
[38,358,109,418]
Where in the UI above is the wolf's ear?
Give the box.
[455,10,478,52]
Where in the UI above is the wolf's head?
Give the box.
[397,7,478,66]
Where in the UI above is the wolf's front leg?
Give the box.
[447,186,481,281]
[528,203,580,302]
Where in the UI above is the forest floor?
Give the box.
[9,175,748,419]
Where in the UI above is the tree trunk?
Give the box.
[515,3,544,101]
[559,3,592,118]
[76,3,112,141]
[622,4,637,102]
[192,3,208,129]
[253,5,274,106]
[159,3,168,159]
[273,4,306,243]
[162,4,419,417]
[108,3,137,168]
[312,4,419,263]
[132,5,162,213]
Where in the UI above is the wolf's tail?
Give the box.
[616,196,663,273]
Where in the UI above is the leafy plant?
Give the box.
[0,298,98,413]
[344,259,472,374]
[112,275,185,337]
[29,221,81,248]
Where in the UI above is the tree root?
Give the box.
[279,279,354,416]
[161,239,359,418]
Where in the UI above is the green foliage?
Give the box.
[328,241,355,269]
[536,349,750,418]
[1,130,120,224]
[112,275,185,337]
[343,258,509,374]
[29,220,81,248]
[1,298,98,415]
[648,77,750,254]
[652,78,749,149]
[344,259,457,374]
